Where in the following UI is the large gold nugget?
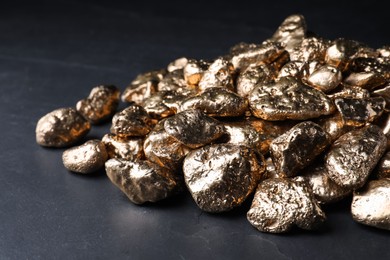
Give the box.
[163,110,225,149]
[351,179,390,230]
[325,125,387,189]
[376,151,390,179]
[76,85,120,124]
[236,65,275,97]
[144,120,191,171]
[110,104,154,137]
[198,57,235,92]
[303,163,351,204]
[102,134,144,160]
[271,14,306,52]
[180,87,248,117]
[334,97,386,127]
[270,121,330,177]
[306,65,342,93]
[36,108,91,147]
[105,158,177,204]
[247,177,325,233]
[183,144,265,213]
[62,140,108,174]
[249,77,335,120]
[121,70,165,104]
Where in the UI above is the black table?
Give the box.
[1,1,389,259]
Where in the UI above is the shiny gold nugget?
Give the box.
[62,140,108,174]
[307,65,342,93]
[76,85,120,124]
[271,14,306,52]
[351,179,390,230]
[325,125,387,189]
[376,151,390,179]
[180,87,248,117]
[163,110,225,149]
[102,133,144,160]
[157,69,188,92]
[36,107,91,147]
[303,163,351,204]
[167,57,188,72]
[270,121,330,177]
[236,65,274,97]
[105,158,177,204]
[144,120,191,171]
[334,97,385,127]
[110,104,154,137]
[223,123,263,153]
[198,57,235,92]
[247,177,325,233]
[289,37,331,62]
[316,114,354,142]
[249,77,335,120]
[183,144,265,213]
[183,59,209,86]
[325,38,361,71]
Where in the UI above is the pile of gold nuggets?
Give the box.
[36,15,390,233]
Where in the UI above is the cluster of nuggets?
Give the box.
[36,15,390,233]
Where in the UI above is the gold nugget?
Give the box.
[102,133,144,160]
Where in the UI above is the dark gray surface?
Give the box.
[1,1,389,259]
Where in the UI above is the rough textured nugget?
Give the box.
[271,14,306,52]
[325,38,361,71]
[105,158,177,204]
[183,59,209,86]
[237,64,275,97]
[102,133,144,160]
[289,37,330,62]
[36,107,90,147]
[247,177,325,233]
[307,65,342,93]
[198,57,235,92]
[62,140,108,174]
[376,151,390,179]
[183,144,264,212]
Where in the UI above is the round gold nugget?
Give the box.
[183,144,265,213]
[36,107,91,148]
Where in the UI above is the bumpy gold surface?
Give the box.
[249,77,335,120]
[270,121,330,177]
[271,14,306,52]
[36,108,91,147]
[289,37,330,62]
[183,144,265,212]
[325,38,361,71]
[163,110,225,149]
[376,152,390,179]
[157,69,188,92]
[62,140,108,174]
[316,114,353,142]
[183,59,209,86]
[351,179,390,230]
[325,125,387,189]
[198,57,235,92]
[236,65,274,97]
[110,104,154,137]
[105,158,177,204]
[306,65,342,93]
[247,177,325,233]
[102,133,144,160]
[76,85,120,124]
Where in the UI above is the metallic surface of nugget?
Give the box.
[36,107,91,147]
[270,121,330,177]
[183,144,265,212]
[180,87,248,117]
[198,57,235,92]
[110,104,154,137]
[289,37,330,62]
[271,14,306,52]
[62,140,108,174]
[249,77,335,120]
[236,65,274,97]
[351,178,390,230]
[325,125,387,189]
[325,38,361,71]
[223,123,263,153]
[167,57,188,72]
[105,158,177,204]
[376,151,390,179]
[183,59,209,86]
[247,177,326,233]
[157,69,188,92]
[306,65,342,93]
[102,134,144,160]
[76,85,120,124]
[163,110,225,148]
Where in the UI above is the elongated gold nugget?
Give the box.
[62,140,108,174]
[271,14,306,52]
[36,108,91,147]
[183,144,264,212]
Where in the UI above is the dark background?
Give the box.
[1,0,389,259]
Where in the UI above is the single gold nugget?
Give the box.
[351,178,390,230]
[180,87,248,117]
[105,158,177,204]
[247,177,326,233]
[325,125,387,189]
[376,151,390,179]
[62,140,108,174]
[163,110,225,149]
[271,14,306,52]
[223,123,263,153]
[278,60,309,80]
[76,85,120,124]
[315,114,354,142]
[306,65,342,93]
[270,121,330,177]
[110,104,154,137]
[334,97,386,127]
[102,133,144,160]
[36,107,91,147]
[303,162,351,204]
[325,38,361,71]
[121,69,165,104]
[236,64,275,97]
[183,144,265,213]
[144,120,191,171]
[198,57,235,92]
[157,69,188,92]
[249,77,335,120]
[183,59,209,86]
[289,37,331,62]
